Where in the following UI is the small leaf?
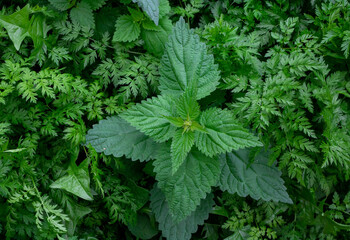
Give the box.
[176,86,200,120]
[150,185,214,240]
[120,95,177,142]
[132,0,160,25]
[50,159,93,201]
[70,1,95,28]
[153,144,220,221]
[159,17,220,100]
[219,149,293,204]
[86,116,159,162]
[195,108,262,157]
[113,15,140,42]
[171,129,195,174]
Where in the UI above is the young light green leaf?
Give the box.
[176,86,200,120]
[171,129,195,174]
[153,144,220,222]
[120,95,177,142]
[113,15,140,42]
[159,17,220,100]
[141,17,172,57]
[0,5,30,50]
[195,108,262,157]
[219,149,293,204]
[85,116,159,162]
[84,0,107,11]
[70,1,95,28]
[50,159,93,201]
[132,0,159,25]
[150,185,214,240]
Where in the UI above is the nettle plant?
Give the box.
[86,18,292,239]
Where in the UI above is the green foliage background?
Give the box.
[0,0,349,239]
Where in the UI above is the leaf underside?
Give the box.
[133,0,160,25]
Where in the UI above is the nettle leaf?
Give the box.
[195,108,262,157]
[121,95,177,142]
[48,0,74,11]
[84,0,107,11]
[159,17,220,100]
[150,185,214,240]
[219,149,293,204]
[85,116,159,162]
[0,5,30,50]
[70,1,95,28]
[50,159,93,201]
[171,129,195,174]
[153,144,220,221]
[132,0,160,25]
[176,86,200,120]
[141,17,172,57]
[113,15,140,42]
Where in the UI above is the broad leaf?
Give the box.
[113,15,140,42]
[153,144,220,221]
[195,108,262,157]
[219,149,293,204]
[150,185,214,240]
[70,2,95,28]
[141,17,172,57]
[132,0,159,25]
[120,95,177,142]
[159,17,220,100]
[85,116,158,162]
[50,159,93,201]
[0,5,30,50]
[171,129,195,174]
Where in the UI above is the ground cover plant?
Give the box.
[0,0,349,239]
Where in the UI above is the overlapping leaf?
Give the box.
[195,108,262,157]
[120,95,177,142]
[171,129,195,174]
[153,144,220,222]
[218,149,293,204]
[50,159,93,201]
[159,17,220,100]
[85,116,159,162]
[150,185,214,240]
[132,0,160,25]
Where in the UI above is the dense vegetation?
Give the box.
[0,0,349,239]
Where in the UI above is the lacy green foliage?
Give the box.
[1,0,350,240]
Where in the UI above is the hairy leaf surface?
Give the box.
[195,108,262,157]
[171,129,195,174]
[219,149,293,204]
[85,116,159,161]
[120,95,177,142]
[150,185,214,240]
[153,144,220,221]
[159,18,220,100]
[113,15,140,42]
